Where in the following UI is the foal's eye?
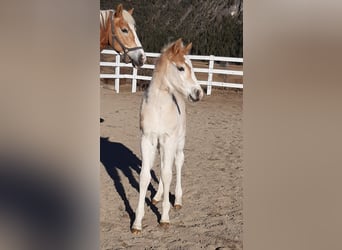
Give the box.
[121,28,128,33]
[177,66,184,71]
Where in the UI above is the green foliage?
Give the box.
[101,0,243,57]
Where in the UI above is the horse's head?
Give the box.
[161,39,203,102]
[110,4,146,67]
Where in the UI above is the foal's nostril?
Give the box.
[196,89,201,99]
[190,89,202,102]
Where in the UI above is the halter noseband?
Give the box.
[110,11,143,62]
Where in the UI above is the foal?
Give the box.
[131,39,204,234]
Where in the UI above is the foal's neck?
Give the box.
[149,57,175,95]
[143,56,185,118]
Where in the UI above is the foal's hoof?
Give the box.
[131,228,141,234]
[159,222,170,229]
[174,204,182,210]
[152,199,159,205]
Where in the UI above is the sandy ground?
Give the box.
[100,85,243,249]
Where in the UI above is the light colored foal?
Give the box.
[131,39,203,234]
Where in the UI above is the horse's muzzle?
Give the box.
[136,53,146,67]
[129,51,146,68]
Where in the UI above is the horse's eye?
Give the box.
[177,66,184,71]
[121,28,128,33]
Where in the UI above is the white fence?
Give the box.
[100,50,243,95]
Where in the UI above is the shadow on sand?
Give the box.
[100,137,161,227]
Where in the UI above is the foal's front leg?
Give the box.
[159,140,177,227]
[131,135,157,234]
[174,147,184,209]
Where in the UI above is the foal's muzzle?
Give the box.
[189,87,204,102]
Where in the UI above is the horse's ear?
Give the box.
[115,4,123,17]
[172,38,183,55]
[128,8,134,15]
[184,42,192,55]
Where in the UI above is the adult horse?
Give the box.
[100,4,146,67]
[131,39,204,234]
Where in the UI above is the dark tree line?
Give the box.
[100,0,243,57]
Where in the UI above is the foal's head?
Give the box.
[159,39,204,102]
[110,4,146,67]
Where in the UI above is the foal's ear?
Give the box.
[172,38,183,55]
[184,42,192,55]
[115,4,123,17]
[128,8,134,15]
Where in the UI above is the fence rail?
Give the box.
[100,49,243,95]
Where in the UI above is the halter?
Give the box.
[110,11,143,63]
[171,93,181,115]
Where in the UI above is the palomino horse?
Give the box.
[131,39,204,234]
[100,4,146,67]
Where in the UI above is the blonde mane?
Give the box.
[122,10,136,26]
[100,9,135,31]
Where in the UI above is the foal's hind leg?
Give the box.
[153,140,184,209]
[152,149,164,204]
[131,135,157,233]
[152,178,163,204]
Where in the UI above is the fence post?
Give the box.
[132,67,137,93]
[114,54,120,93]
[207,55,215,95]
